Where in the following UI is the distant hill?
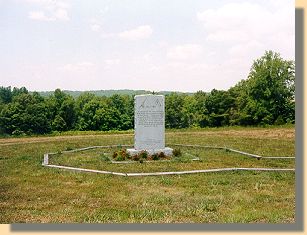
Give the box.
[37,89,193,98]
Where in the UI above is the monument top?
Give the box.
[135,94,164,111]
[135,94,163,97]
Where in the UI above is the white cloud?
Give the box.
[197,0,294,65]
[90,24,101,32]
[28,11,53,21]
[26,0,70,21]
[24,0,53,4]
[197,2,270,41]
[89,18,102,32]
[90,21,152,41]
[53,8,69,21]
[206,30,249,42]
[197,1,294,45]
[118,25,153,40]
[167,44,203,60]
[89,18,115,38]
[228,40,265,58]
[100,32,115,39]
[60,62,94,72]
[100,6,109,15]
[157,41,168,48]
[104,59,120,66]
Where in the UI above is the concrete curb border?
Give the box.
[42,144,295,176]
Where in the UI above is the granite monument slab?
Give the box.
[127,94,173,156]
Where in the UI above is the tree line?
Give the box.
[0,51,295,136]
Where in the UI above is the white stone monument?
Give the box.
[127,94,173,156]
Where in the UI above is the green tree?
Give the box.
[165,93,188,128]
[76,92,96,113]
[77,97,105,130]
[108,94,133,130]
[202,89,234,127]
[59,97,77,130]
[95,106,121,131]
[0,86,12,104]
[182,95,198,127]
[52,115,67,131]
[238,51,295,125]
[0,93,51,135]
[47,89,77,131]
[192,91,210,127]
[12,87,28,97]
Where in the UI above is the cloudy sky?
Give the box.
[1,0,294,92]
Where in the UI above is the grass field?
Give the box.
[0,126,295,223]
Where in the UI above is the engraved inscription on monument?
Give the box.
[136,110,163,127]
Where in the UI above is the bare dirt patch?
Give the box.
[0,134,133,146]
[0,127,294,146]
[167,128,294,139]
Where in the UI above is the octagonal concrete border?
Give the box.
[42,144,295,176]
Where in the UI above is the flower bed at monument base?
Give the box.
[112,148,177,162]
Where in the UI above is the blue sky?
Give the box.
[0,0,294,92]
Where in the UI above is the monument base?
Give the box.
[127,147,173,156]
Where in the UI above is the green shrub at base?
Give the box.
[152,153,159,161]
[138,150,148,159]
[173,148,182,157]
[112,149,131,161]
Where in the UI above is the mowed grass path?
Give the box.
[0,126,295,223]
